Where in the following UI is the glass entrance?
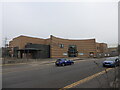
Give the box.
[68,45,78,57]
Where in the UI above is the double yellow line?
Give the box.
[60,68,113,89]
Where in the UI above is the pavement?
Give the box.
[117,66,120,88]
[2,58,119,88]
[1,57,85,66]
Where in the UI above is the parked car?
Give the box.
[103,57,120,67]
[55,58,74,66]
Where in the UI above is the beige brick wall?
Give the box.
[96,43,108,53]
[9,35,49,49]
[50,35,97,58]
[9,35,108,58]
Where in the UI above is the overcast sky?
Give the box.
[1,1,118,47]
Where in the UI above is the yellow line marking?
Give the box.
[60,68,113,89]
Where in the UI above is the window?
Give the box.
[59,44,64,48]
[97,47,99,50]
[97,47,100,50]
[68,45,78,57]
[69,45,75,48]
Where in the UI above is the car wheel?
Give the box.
[55,64,59,66]
[61,63,66,66]
[103,65,105,67]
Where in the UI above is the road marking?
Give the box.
[60,68,113,89]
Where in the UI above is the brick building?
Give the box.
[9,35,108,59]
[108,47,118,57]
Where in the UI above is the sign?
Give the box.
[79,53,84,55]
[63,53,67,56]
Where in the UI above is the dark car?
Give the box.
[55,58,74,66]
[103,57,120,67]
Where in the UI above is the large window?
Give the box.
[68,45,78,57]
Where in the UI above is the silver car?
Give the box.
[103,57,120,67]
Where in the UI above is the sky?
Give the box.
[1,0,119,47]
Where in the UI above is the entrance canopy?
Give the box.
[17,48,41,53]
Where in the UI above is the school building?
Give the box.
[9,35,108,59]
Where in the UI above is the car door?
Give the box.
[67,60,71,64]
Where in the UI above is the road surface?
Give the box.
[2,58,118,88]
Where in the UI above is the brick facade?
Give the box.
[9,35,108,58]
[50,35,97,58]
[9,35,50,49]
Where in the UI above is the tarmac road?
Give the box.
[2,58,118,88]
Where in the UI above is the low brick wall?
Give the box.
[2,58,49,64]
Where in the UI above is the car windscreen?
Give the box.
[105,59,115,61]
[56,59,62,61]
